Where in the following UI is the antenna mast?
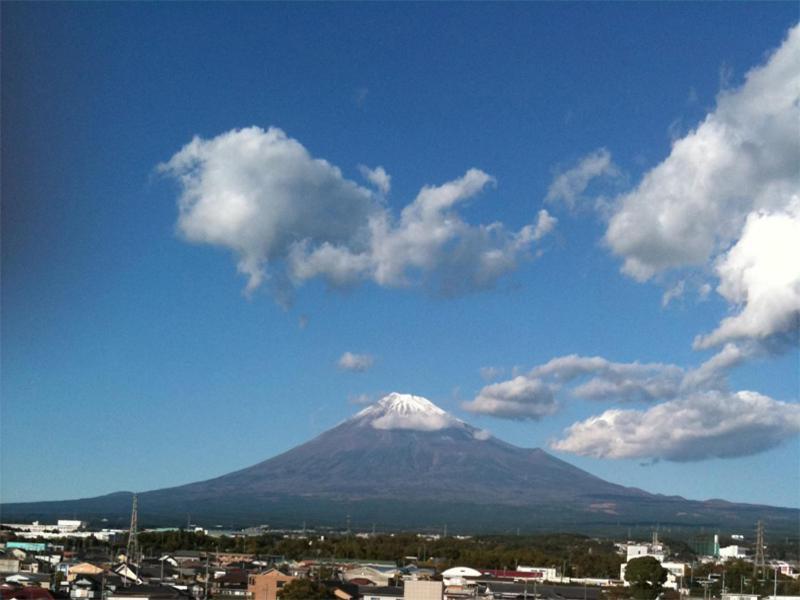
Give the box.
[753,520,766,578]
[126,494,140,569]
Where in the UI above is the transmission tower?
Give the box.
[126,494,140,567]
[753,520,765,578]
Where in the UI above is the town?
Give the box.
[2,511,798,600]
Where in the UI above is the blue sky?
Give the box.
[2,3,798,509]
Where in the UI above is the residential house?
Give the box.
[246,570,294,600]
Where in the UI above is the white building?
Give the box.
[1,520,86,534]
[441,566,482,586]
[770,561,798,577]
[627,543,666,562]
[404,580,443,600]
[720,545,747,559]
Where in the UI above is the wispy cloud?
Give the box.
[358,164,391,195]
[337,352,375,373]
[479,366,505,381]
[532,209,557,241]
[545,148,621,209]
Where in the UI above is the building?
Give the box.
[0,559,21,574]
[516,567,558,581]
[66,564,105,582]
[689,535,721,558]
[343,566,398,587]
[403,580,442,600]
[720,546,747,559]
[359,587,403,600]
[721,594,759,600]
[770,561,797,577]
[213,554,255,567]
[246,570,294,600]
[69,575,104,600]
[6,545,47,554]
[626,542,666,562]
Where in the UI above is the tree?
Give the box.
[625,556,668,600]
[276,578,329,599]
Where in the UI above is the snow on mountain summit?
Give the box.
[353,392,462,431]
[376,392,447,415]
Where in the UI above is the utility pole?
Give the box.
[774,565,778,599]
[204,553,210,600]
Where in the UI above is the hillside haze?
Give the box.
[4,394,797,533]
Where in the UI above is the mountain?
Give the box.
[3,393,798,534]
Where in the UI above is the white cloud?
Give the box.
[291,168,540,296]
[359,164,391,195]
[605,26,799,282]
[355,392,461,432]
[472,428,492,441]
[348,393,374,405]
[462,376,558,420]
[661,280,685,308]
[371,412,454,431]
[467,347,751,418]
[476,346,800,461]
[545,148,620,208]
[606,27,800,280]
[694,201,800,349]
[162,127,543,300]
[551,390,800,461]
[530,354,685,403]
[160,126,374,295]
[479,366,505,381]
[337,352,375,373]
[573,24,800,358]
[681,343,750,391]
[532,209,557,241]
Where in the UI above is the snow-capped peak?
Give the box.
[354,393,462,431]
[376,392,447,416]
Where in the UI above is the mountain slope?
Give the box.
[3,394,797,533]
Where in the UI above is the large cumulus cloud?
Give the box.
[161,127,551,300]
[603,24,800,352]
